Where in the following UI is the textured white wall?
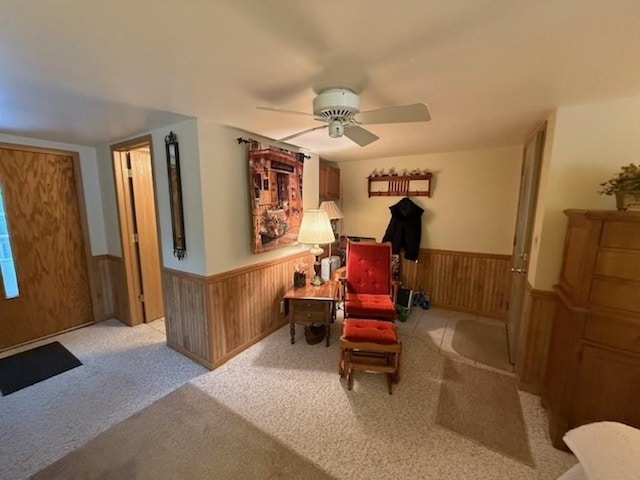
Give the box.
[0,133,106,255]
[95,142,121,256]
[197,121,317,275]
[339,146,523,254]
[95,119,206,275]
[528,96,640,290]
[96,119,318,276]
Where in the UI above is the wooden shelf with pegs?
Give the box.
[367,174,433,197]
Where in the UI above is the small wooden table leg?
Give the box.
[290,322,295,344]
[325,323,330,347]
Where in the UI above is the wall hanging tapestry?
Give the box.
[246,141,305,253]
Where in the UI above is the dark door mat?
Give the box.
[0,341,82,396]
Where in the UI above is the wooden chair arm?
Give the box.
[391,280,401,305]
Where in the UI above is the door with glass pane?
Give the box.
[0,147,93,350]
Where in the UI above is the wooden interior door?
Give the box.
[129,149,163,322]
[0,147,93,350]
[507,125,546,363]
[112,140,164,325]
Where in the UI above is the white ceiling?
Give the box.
[2,1,640,162]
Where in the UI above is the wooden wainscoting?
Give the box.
[93,255,128,322]
[205,251,311,368]
[162,268,210,366]
[400,248,511,319]
[162,251,311,369]
[516,281,557,394]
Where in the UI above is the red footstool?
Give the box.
[339,318,402,394]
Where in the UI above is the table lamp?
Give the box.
[297,209,335,286]
[319,200,343,238]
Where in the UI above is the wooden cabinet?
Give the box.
[543,210,640,449]
[319,163,340,200]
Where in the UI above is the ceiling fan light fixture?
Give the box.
[328,119,344,138]
[313,88,360,119]
[261,86,431,148]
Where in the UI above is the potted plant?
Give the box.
[598,163,640,210]
[293,262,307,288]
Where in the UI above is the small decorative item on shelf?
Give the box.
[369,169,380,177]
[293,263,307,288]
[598,163,640,211]
[388,167,397,176]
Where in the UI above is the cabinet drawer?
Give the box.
[290,299,328,312]
[595,250,640,281]
[584,315,640,354]
[589,278,640,313]
[291,309,328,323]
[600,221,640,249]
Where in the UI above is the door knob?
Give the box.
[510,268,526,274]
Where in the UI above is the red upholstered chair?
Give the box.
[339,318,402,394]
[343,241,396,321]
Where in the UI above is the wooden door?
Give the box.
[129,149,164,322]
[112,141,164,325]
[507,125,545,363]
[0,147,93,349]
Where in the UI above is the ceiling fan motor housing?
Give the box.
[313,88,360,120]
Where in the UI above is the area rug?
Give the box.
[0,341,82,396]
[31,383,335,480]
[451,319,512,371]
[436,358,534,466]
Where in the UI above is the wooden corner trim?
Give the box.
[524,279,556,300]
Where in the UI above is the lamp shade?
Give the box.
[319,200,343,220]
[297,210,335,245]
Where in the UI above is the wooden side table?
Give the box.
[283,281,338,347]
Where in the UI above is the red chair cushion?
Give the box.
[345,293,396,320]
[346,242,391,296]
[343,319,398,345]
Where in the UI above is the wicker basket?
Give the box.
[304,325,325,345]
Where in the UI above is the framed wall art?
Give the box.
[246,140,305,253]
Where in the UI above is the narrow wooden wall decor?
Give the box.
[516,282,557,394]
[400,248,511,319]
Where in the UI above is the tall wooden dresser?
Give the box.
[543,210,640,449]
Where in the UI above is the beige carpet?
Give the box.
[436,358,534,466]
[31,384,335,480]
[450,319,512,371]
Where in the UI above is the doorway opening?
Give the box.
[111,136,164,330]
[506,124,546,364]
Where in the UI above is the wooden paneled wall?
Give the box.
[162,251,311,369]
[162,269,210,366]
[400,248,511,319]
[102,248,516,371]
[516,281,557,394]
[93,255,128,322]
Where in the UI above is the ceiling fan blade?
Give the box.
[357,103,431,125]
[279,125,328,142]
[257,106,315,118]
[344,125,379,147]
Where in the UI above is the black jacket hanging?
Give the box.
[382,197,424,261]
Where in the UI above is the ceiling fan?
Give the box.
[258,88,431,147]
